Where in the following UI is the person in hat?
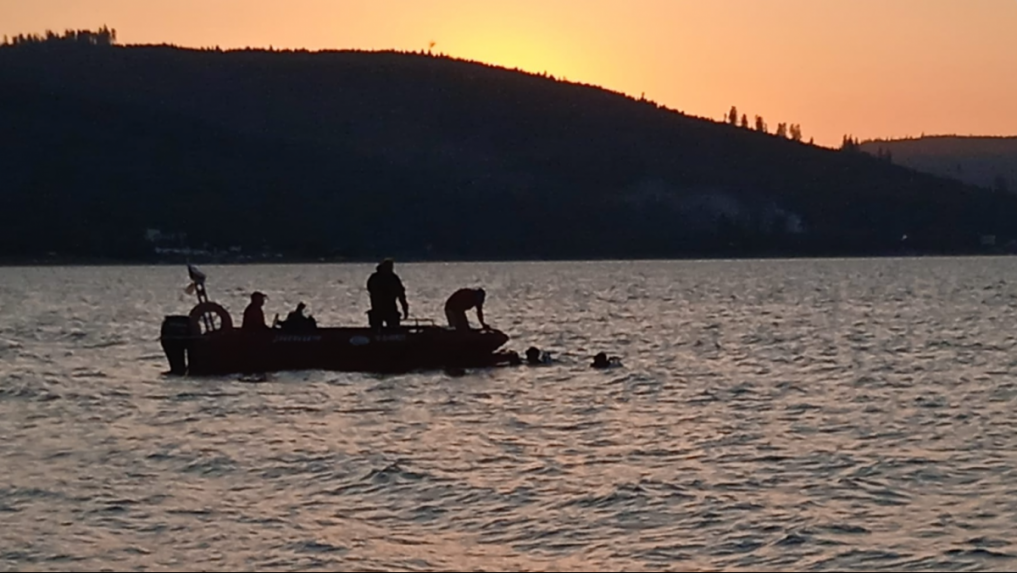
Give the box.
[242,291,269,330]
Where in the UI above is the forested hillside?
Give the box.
[2,29,1015,262]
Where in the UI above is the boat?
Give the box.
[159,266,521,376]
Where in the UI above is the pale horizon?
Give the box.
[2,0,1015,148]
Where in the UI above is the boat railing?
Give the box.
[405,317,438,328]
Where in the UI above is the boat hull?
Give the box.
[160,314,516,376]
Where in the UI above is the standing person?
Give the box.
[242,291,269,330]
[444,287,487,331]
[366,258,409,328]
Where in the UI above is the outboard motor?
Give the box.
[160,315,193,375]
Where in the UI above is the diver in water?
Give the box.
[591,352,622,369]
[525,346,552,365]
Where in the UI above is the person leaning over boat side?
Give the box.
[366,258,409,328]
[444,287,487,331]
[242,291,269,330]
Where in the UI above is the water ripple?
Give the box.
[3,259,1017,571]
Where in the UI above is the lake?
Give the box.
[2,257,1017,572]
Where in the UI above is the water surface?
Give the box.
[2,257,1017,572]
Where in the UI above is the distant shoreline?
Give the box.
[1,249,1013,268]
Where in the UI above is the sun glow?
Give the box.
[428,3,609,87]
[1,0,1015,146]
[449,27,585,82]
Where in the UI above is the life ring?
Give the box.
[189,301,233,335]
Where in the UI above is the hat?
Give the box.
[251,291,267,300]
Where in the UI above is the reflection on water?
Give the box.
[2,257,1017,571]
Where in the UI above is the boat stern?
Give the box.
[159,315,195,375]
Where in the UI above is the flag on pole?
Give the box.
[187,264,206,284]
[184,264,206,294]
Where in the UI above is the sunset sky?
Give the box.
[2,0,1014,148]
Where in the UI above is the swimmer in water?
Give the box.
[591,351,622,369]
[525,346,552,365]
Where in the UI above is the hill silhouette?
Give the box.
[859,135,1017,196]
[2,30,1017,262]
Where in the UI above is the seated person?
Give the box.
[444,287,487,331]
[281,302,317,332]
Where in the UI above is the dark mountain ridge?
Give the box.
[859,135,1017,195]
[2,34,1016,262]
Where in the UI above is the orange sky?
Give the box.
[2,0,1015,148]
